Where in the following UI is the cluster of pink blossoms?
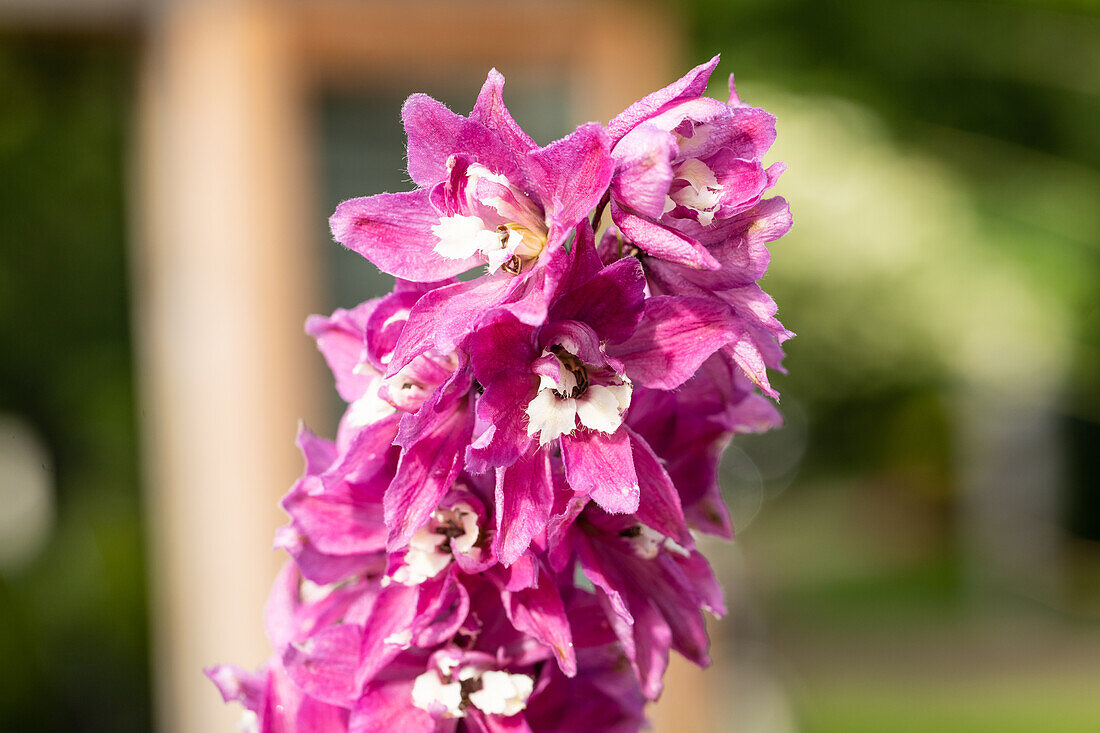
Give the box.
[208,56,791,732]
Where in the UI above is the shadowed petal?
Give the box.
[626,427,691,547]
[548,257,646,345]
[611,202,720,270]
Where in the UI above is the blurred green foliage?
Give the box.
[0,40,149,732]
[686,1,1100,730]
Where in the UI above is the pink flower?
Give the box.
[330,71,614,376]
[211,59,794,733]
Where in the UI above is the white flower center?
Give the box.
[432,215,506,261]
[411,669,465,718]
[525,349,631,446]
[430,163,547,274]
[237,711,258,733]
[621,524,691,559]
[467,670,534,717]
[411,667,534,719]
[663,158,723,226]
[392,502,479,586]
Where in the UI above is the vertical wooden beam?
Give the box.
[133,3,321,732]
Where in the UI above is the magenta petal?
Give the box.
[547,494,588,572]
[282,476,387,557]
[296,423,337,476]
[274,524,381,586]
[494,447,553,566]
[356,583,419,688]
[575,541,669,700]
[402,92,524,187]
[561,429,639,514]
[536,320,607,368]
[616,595,672,701]
[609,296,735,390]
[387,276,512,376]
[610,123,678,219]
[282,624,363,707]
[412,571,471,648]
[306,301,376,402]
[466,710,533,733]
[607,55,720,144]
[647,558,714,668]
[364,290,423,370]
[525,123,614,232]
[331,189,480,282]
[262,562,301,651]
[349,680,436,733]
[206,664,266,711]
[625,427,691,547]
[384,387,473,549]
[671,550,727,617]
[467,371,538,472]
[709,105,777,160]
[611,202,720,270]
[548,257,646,345]
[503,576,577,676]
[471,69,537,158]
[468,310,539,384]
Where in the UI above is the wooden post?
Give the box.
[133,3,322,732]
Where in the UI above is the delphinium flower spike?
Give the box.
[209,56,791,732]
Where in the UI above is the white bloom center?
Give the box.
[525,348,631,445]
[412,669,465,718]
[432,215,505,261]
[622,524,691,559]
[663,158,723,226]
[431,163,547,274]
[392,502,479,586]
[467,670,535,717]
[411,667,534,719]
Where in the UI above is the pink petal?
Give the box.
[355,583,419,688]
[387,276,512,377]
[306,301,376,403]
[608,296,735,389]
[402,92,524,187]
[525,123,614,234]
[349,680,436,733]
[611,202,720,270]
[561,429,639,514]
[470,69,537,158]
[610,123,677,219]
[494,447,553,566]
[384,382,473,549]
[330,189,481,281]
[607,55,720,144]
[282,624,363,707]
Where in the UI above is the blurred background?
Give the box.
[0,0,1097,731]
